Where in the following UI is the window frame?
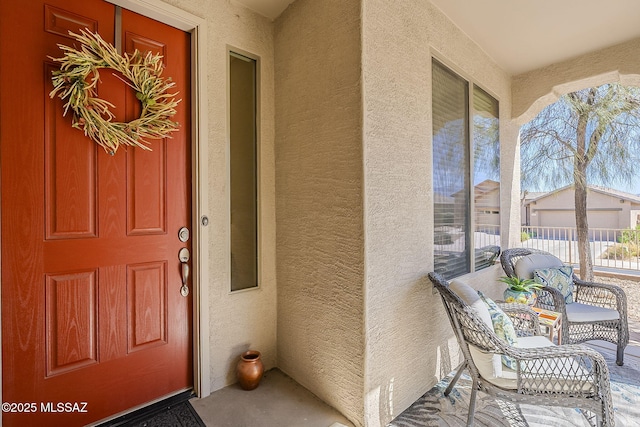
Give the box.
[431,57,500,279]
[228,48,261,293]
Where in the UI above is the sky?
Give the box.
[607,180,640,196]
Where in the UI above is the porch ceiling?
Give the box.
[424,0,640,75]
[232,0,295,20]
[237,0,640,76]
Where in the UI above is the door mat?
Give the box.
[96,390,206,427]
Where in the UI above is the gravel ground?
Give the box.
[592,275,640,351]
[597,274,640,323]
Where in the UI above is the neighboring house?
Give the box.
[520,191,547,225]
[448,179,500,228]
[522,185,640,229]
[3,1,640,427]
[474,179,501,227]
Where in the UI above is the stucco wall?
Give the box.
[274,0,365,424]
[162,0,278,392]
[361,0,512,424]
[149,2,517,425]
[149,2,516,423]
[512,37,640,122]
[502,120,524,249]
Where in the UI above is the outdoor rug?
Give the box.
[389,346,640,426]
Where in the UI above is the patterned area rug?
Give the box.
[389,346,640,426]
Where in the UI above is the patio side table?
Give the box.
[532,307,562,344]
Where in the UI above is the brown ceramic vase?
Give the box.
[236,350,264,390]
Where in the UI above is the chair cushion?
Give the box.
[533,265,574,304]
[468,336,554,386]
[449,280,503,377]
[565,302,620,322]
[479,336,596,393]
[478,292,518,369]
[478,336,593,392]
[449,280,493,329]
[514,253,563,279]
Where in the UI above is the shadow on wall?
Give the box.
[227,343,254,385]
[365,275,459,426]
[365,338,458,426]
[364,377,395,427]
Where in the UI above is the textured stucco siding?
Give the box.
[361,0,511,424]
[162,0,278,392]
[274,0,365,424]
[513,37,640,122]
[502,120,523,249]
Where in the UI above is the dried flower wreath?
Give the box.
[49,30,180,155]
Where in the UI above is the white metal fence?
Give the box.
[445,225,640,273]
[520,225,640,272]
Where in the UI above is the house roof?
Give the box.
[590,185,640,203]
[236,0,640,76]
[521,191,546,202]
[475,179,500,195]
[528,184,640,204]
[434,193,454,204]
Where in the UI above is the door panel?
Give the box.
[45,270,98,376]
[127,144,168,235]
[127,261,168,352]
[1,1,192,425]
[44,66,99,240]
[45,4,99,37]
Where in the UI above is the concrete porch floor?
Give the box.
[190,369,354,427]
[191,342,640,427]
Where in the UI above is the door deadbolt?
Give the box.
[178,227,190,242]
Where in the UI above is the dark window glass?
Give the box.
[432,59,500,279]
[230,52,258,291]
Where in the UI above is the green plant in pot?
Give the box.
[498,276,544,306]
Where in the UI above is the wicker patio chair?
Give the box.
[500,248,628,366]
[428,272,614,427]
[474,245,501,270]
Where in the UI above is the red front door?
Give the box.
[0,1,193,425]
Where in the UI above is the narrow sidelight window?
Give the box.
[230,52,258,291]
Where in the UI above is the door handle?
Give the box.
[181,261,190,286]
[179,247,190,297]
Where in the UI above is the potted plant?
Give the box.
[498,276,544,306]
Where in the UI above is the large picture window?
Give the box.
[432,59,500,279]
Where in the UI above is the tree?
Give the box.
[520,83,640,281]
